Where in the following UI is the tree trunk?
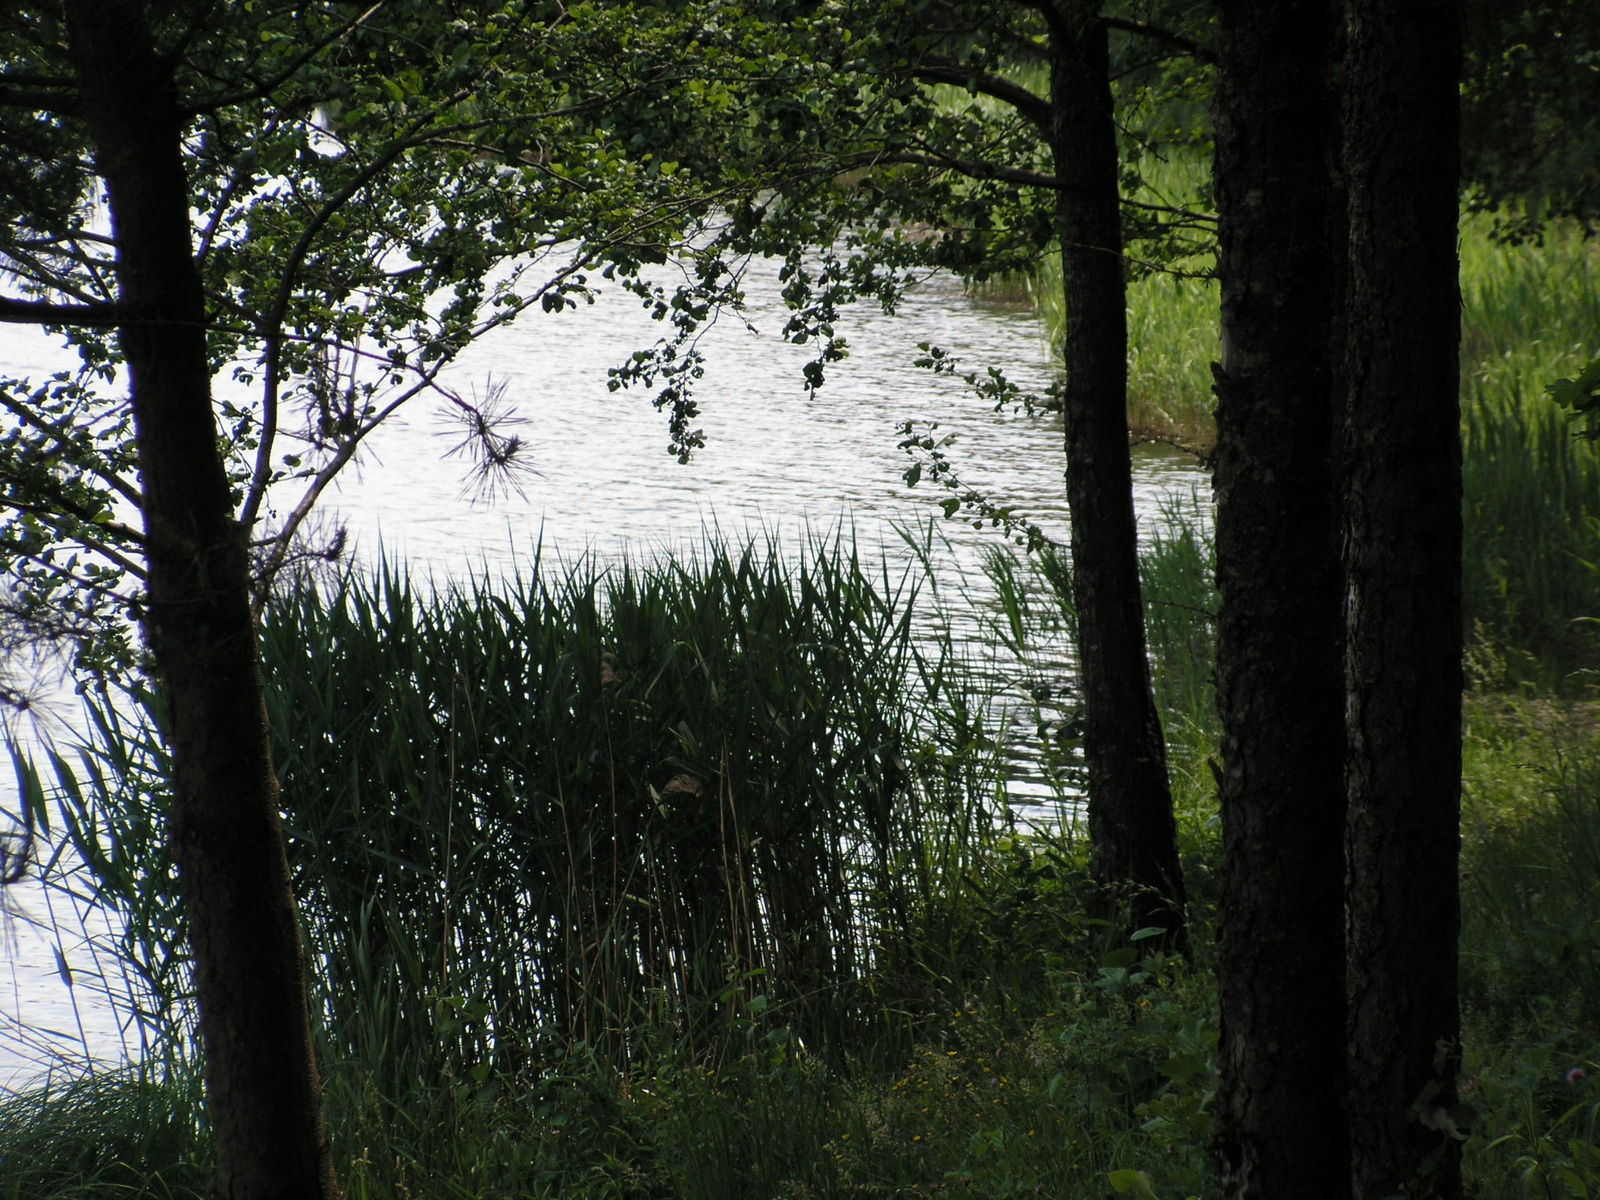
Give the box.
[1340,1,1464,1196]
[1210,0,1350,1194]
[1048,6,1187,951]
[65,3,338,1197]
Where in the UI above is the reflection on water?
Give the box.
[0,259,1209,1082]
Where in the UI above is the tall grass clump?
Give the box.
[1134,496,1219,758]
[1460,216,1600,674]
[0,1064,208,1198]
[271,533,1001,1086]
[980,496,1218,816]
[19,530,1007,1097]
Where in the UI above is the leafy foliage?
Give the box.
[0,0,879,674]
[1550,357,1600,438]
[1462,0,1600,237]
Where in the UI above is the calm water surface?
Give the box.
[0,257,1208,1081]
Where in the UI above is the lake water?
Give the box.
[0,256,1209,1083]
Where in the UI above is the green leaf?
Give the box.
[1108,1169,1159,1199]
[1102,946,1139,969]
[1161,1052,1206,1083]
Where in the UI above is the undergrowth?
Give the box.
[5,506,1600,1197]
[3,197,1599,1196]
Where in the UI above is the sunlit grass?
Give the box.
[1020,175,1600,676]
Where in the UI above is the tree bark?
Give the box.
[65,3,337,1197]
[1048,5,1187,951]
[1340,1,1464,1196]
[1210,1,1350,1194]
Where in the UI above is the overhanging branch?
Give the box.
[855,150,1065,191]
[1103,17,1215,65]
[912,62,1052,130]
[0,296,118,327]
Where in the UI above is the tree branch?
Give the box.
[12,551,144,604]
[0,390,145,511]
[182,1,388,115]
[0,296,118,327]
[855,150,1066,191]
[1124,197,1217,223]
[0,499,148,577]
[1103,16,1215,65]
[1020,0,1075,51]
[0,71,78,113]
[912,62,1052,130]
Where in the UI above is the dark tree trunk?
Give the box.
[1339,1,1464,1196]
[65,3,337,1197]
[1048,6,1187,951]
[1210,1,1350,1194]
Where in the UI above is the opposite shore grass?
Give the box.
[986,196,1600,463]
[986,201,1600,674]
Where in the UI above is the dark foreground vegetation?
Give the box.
[1,0,1597,1194]
[5,338,1600,1197]
[5,559,1600,1199]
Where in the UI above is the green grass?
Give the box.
[0,1064,207,1199]
[6,512,1600,1198]
[1459,217,1600,675]
[1035,183,1600,676]
[1458,685,1600,1199]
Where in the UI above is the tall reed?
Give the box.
[17,530,1006,1095]
[980,494,1219,807]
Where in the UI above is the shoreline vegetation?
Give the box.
[976,202,1600,676]
[4,210,1600,1197]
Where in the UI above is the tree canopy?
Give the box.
[0,0,896,676]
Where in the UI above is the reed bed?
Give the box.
[976,489,1218,814]
[16,532,1010,1095]
[268,535,1003,1083]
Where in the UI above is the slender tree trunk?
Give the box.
[66,3,337,1197]
[1340,1,1464,1196]
[1210,1,1350,1193]
[1048,6,1187,951]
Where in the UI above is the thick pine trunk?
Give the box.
[1048,8,1187,950]
[1340,1,1464,1196]
[1210,1,1350,1194]
[66,3,337,1197]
